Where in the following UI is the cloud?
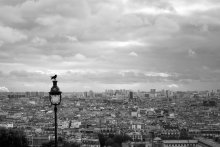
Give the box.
[0,0,27,6]
[188,49,196,57]
[35,15,63,26]
[0,40,3,47]
[129,51,138,57]
[171,0,220,16]
[155,16,180,33]
[0,0,220,91]
[0,25,27,44]
[31,37,47,46]
[0,69,175,85]
[94,40,145,48]
[74,53,87,60]
[200,24,209,32]
[123,0,174,15]
[145,72,170,78]
[0,86,9,92]
[168,84,179,88]
[66,35,78,42]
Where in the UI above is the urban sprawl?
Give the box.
[0,89,220,147]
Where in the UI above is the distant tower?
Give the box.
[150,89,156,94]
[166,90,171,113]
[150,89,156,98]
[88,90,94,98]
[129,91,133,101]
[166,90,169,103]
[210,90,214,97]
[84,92,88,98]
[153,137,163,147]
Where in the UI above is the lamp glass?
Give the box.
[50,95,61,105]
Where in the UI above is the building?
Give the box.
[163,140,198,147]
[152,137,163,147]
[129,91,133,101]
[25,92,45,98]
[84,92,88,98]
[27,135,50,147]
[8,92,26,99]
[197,137,220,147]
[123,141,151,147]
[81,138,100,147]
[150,89,157,98]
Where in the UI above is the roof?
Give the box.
[154,137,162,141]
[163,140,198,144]
[197,137,220,147]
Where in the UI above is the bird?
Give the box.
[51,75,57,80]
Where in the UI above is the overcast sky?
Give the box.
[0,0,220,92]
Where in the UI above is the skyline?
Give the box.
[1,0,220,92]
[0,89,217,93]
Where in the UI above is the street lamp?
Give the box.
[49,78,62,147]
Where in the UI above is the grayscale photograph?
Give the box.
[0,0,219,147]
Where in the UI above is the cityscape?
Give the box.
[1,0,220,147]
[0,88,220,147]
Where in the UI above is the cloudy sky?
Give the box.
[0,0,220,92]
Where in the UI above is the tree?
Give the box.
[42,141,54,147]
[113,134,123,145]
[98,133,106,147]
[105,138,114,147]
[137,144,145,147]
[98,133,132,147]
[112,143,121,147]
[42,140,79,147]
[179,128,191,139]
[121,134,132,142]
[63,142,79,147]
[0,127,29,147]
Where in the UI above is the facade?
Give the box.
[129,91,134,101]
[27,135,50,147]
[163,140,198,147]
[81,138,100,147]
[122,141,151,147]
[8,92,26,98]
[197,137,220,147]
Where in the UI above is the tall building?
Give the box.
[25,91,45,98]
[84,92,88,98]
[8,92,26,99]
[129,91,133,101]
[88,90,94,98]
[150,89,156,98]
[150,89,156,94]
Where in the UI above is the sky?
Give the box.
[1,0,220,92]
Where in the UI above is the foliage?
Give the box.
[214,137,220,143]
[42,139,79,147]
[203,100,217,107]
[105,138,114,146]
[0,127,29,147]
[136,144,145,147]
[98,133,106,147]
[179,128,191,139]
[41,141,54,147]
[98,133,132,147]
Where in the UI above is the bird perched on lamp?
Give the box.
[51,75,57,81]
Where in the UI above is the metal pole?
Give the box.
[54,105,57,147]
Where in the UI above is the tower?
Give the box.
[129,91,133,101]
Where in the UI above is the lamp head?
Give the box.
[49,80,62,105]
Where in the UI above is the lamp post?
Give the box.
[49,78,62,147]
